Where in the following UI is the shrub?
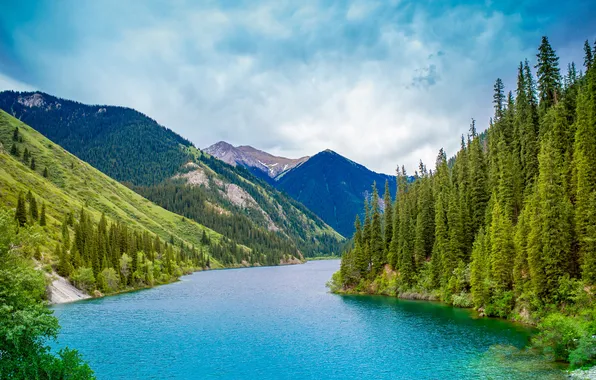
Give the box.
[97,268,120,293]
[70,267,96,293]
[452,292,474,308]
[534,313,583,361]
[569,335,596,368]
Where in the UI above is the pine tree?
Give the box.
[12,127,19,141]
[489,198,515,294]
[383,180,393,258]
[432,149,450,287]
[470,228,488,308]
[28,194,39,222]
[493,78,506,121]
[536,36,562,110]
[10,143,19,157]
[517,61,540,187]
[43,167,49,178]
[369,183,384,276]
[39,203,47,226]
[584,40,593,70]
[396,167,414,285]
[513,206,530,296]
[530,137,574,301]
[446,186,464,282]
[15,193,27,227]
[353,216,367,276]
[573,59,596,283]
[467,121,488,232]
[22,148,30,164]
[30,157,36,170]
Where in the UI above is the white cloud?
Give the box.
[2,0,564,174]
[0,73,34,92]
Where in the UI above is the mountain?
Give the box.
[0,91,192,186]
[276,150,396,237]
[0,109,226,291]
[205,140,397,237]
[0,91,343,257]
[204,141,309,180]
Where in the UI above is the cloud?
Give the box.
[0,73,33,92]
[0,0,594,174]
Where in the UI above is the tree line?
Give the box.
[334,37,596,366]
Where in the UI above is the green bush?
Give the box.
[485,291,515,318]
[569,335,596,368]
[534,313,583,361]
[452,292,474,308]
[97,268,119,293]
[71,267,96,293]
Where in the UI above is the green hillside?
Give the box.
[0,110,222,258]
[0,91,344,257]
[0,110,306,293]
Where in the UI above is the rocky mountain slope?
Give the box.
[206,141,398,237]
[205,141,309,180]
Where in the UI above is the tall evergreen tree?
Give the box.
[383,180,393,259]
[39,203,47,227]
[584,39,593,70]
[536,36,562,110]
[15,193,27,227]
[369,183,384,276]
[493,78,506,121]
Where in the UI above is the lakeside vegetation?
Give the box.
[329,36,596,369]
[0,209,95,379]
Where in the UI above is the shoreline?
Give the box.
[47,258,311,305]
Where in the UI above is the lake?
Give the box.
[52,260,563,379]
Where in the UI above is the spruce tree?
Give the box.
[43,167,49,178]
[10,143,19,157]
[30,157,36,170]
[369,183,384,276]
[493,78,506,122]
[12,127,19,141]
[584,40,593,70]
[467,122,488,232]
[513,206,530,296]
[432,149,450,287]
[470,228,488,308]
[383,180,393,258]
[535,36,562,110]
[530,137,574,301]
[353,216,367,276]
[15,193,27,227]
[22,148,30,164]
[39,203,47,227]
[489,198,514,295]
[29,194,39,222]
[573,60,596,283]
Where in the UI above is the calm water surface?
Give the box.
[52,260,561,379]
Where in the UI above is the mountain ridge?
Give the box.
[204,141,309,179]
[0,90,344,258]
[206,140,397,236]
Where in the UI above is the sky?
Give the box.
[0,1,595,175]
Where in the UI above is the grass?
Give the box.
[0,110,225,268]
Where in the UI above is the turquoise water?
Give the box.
[52,260,557,379]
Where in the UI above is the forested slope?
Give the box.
[0,92,344,258]
[0,110,307,296]
[331,37,596,368]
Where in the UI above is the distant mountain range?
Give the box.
[205,141,309,181]
[204,142,397,236]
